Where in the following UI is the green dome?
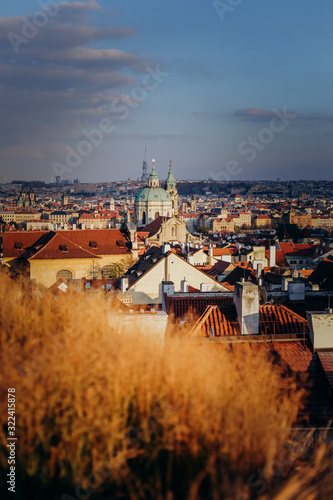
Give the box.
[135,187,172,202]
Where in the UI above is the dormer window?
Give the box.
[89,241,97,248]
[14,242,23,249]
[59,244,68,252]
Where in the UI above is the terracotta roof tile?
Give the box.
[22,232,101,260]
[3,229,131,260]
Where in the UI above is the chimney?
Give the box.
[307,310,333,352]
[120,277,129,293]
[72,223,76,230]
[200,283,212,292]
[187,255,194,265]
[181,278,189,292]
[269,242,276,267]
[234,282,259,335]
[162,281,174,312]
[162,243,171,254]
[256,262,263,276]
[208,244,214,265]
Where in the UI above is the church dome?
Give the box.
[135,187,171,202]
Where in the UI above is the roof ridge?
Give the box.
[21,230,57,260]
[279,303,308,323]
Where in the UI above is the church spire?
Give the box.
[148,158,160,188]
[164,160,177,190]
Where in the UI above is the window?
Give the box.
[56,269,73,281]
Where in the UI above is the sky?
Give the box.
[0,0,332,183]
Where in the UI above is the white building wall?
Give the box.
[128,254,228,304]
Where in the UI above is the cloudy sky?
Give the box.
[0,0,332,182]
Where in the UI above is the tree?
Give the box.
[100,256,136,280]
[198,225,210,234]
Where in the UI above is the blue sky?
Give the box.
[0,0,332,182]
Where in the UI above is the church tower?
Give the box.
[109,197,115,212]
[28,184,35,206]
[62,192,69,206]
[148,159,160,188]
[190,195,196,212]
[164,161,178,217]
[141,145,149,184]
[16,185,27,208]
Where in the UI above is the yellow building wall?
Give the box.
[29,254,131,288]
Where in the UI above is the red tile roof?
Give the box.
[259,305,308,335]
[180,301,308,337]
[2,231,48,258]
[213,247,238,256]
[22,232,101,260]
[62,229,130,256]
[3,229,131,260]
[190,305,239,337]
[165,294,234,318]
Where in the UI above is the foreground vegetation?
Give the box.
[0,269,332,499]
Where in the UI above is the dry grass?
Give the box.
[0,269,332,499]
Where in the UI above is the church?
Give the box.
[16,184,36,208]
[135,159,178,226]
[134,159,197,244]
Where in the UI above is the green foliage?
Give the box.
[198,224,210,234]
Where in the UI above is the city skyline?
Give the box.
[0,0,332,183]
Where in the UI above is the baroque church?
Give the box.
[135,159,178,226]
[134,159,197,244]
